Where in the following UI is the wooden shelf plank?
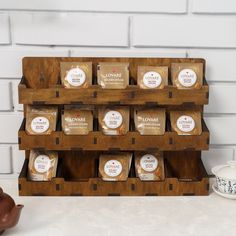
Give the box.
[18,121,209,151]
[19,82,209,105]
[18,156,209,196]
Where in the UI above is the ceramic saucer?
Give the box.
[212,184,236,200]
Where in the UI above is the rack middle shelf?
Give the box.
[18,118,209,151]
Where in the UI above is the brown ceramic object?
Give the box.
[0,187,23,234]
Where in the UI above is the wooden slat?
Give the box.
[18,121,209,151]
[18,154,209,196]
[19,82,209,105]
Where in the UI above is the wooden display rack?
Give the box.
[18,57,210,196]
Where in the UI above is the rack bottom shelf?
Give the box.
[19,177,209,196]
[18,151,209,196]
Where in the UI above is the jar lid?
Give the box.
[212,161,236,179]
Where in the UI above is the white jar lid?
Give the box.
[212,161,236,180]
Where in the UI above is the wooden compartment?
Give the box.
[18,118,209,151]
[19,57,209,105]
[18,56,210,197]
[18,151,209,196]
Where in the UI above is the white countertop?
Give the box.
[0,179,235,236]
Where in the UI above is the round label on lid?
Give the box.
[104,160,122,177]
[140,154,158,172]
[34,155,51,173]
[143,71,162,88]
[66,68,86,87]
[177,115,195,132]
[31,117,50,133]
[104,111,123,129]
[178,69,197,87]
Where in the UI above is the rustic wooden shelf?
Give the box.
[19,78,209,105]
[18,57,210,197]
[19,151,209,196]
[19,57,208,105]
[18,119,209,151]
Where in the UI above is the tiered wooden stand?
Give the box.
[18,57,210,196]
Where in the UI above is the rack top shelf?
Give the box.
[19,57,208,105]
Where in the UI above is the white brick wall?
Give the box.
[0,13,10,44]
[192,0,236,14]
[12,13,129,47]
[0,0,236,177]
[0,0,187,13]
[133,16,236,48]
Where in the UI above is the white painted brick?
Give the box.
[192,0,236,13]
[204,117,236,145]
[12,145,25,174]
[133,16,236,48]
[71,48,187,58]
[0,113,23,143]
[0,0,187,13]
[0,146,12,174]
[12,80,23,111]
[0,13,10,44]
[0,82,13,110]
[12,13,129,47]
[206,84,236,114]
[202,148,234,175]
[188,49,236,82]
[0,48,68,78]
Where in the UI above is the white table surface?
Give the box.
[0,178,235,236]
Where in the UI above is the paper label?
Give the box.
[177,115,195,132]
[143,71,162,88]
[178,69,197,87]
[66,68,86,87]
[31,117,50,133]
[104,160,122,177]
[104,111,123,129]
[34,155,51,173]
[140,154,158,172]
